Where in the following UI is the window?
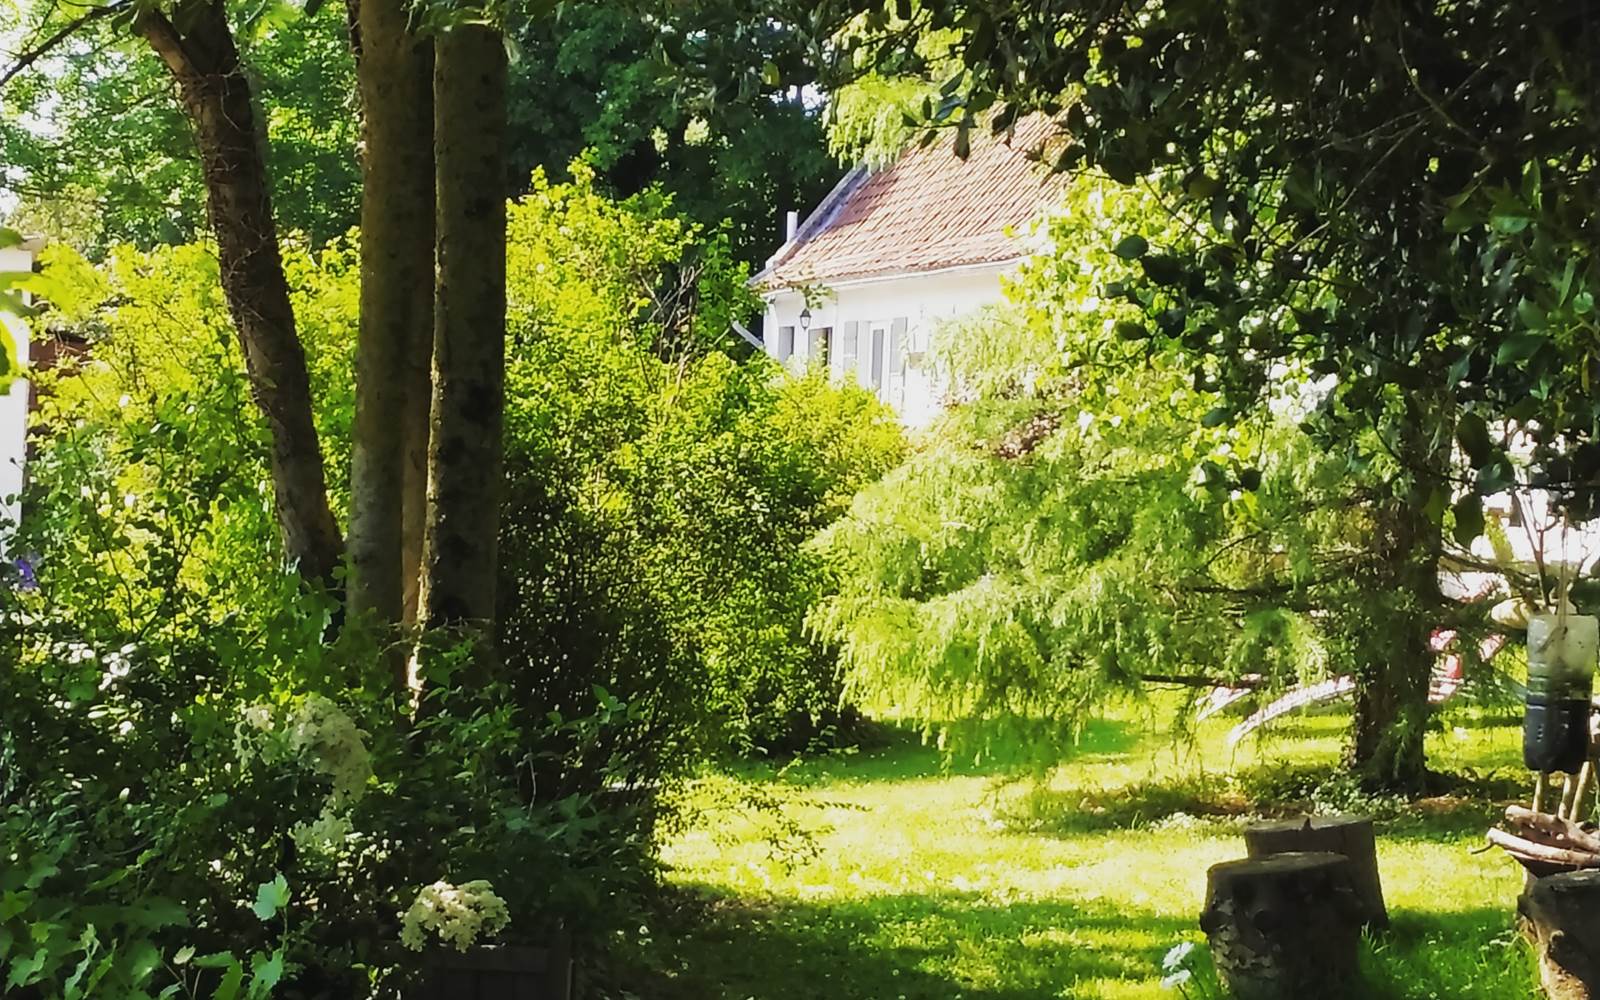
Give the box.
[775,325,795,361]
[868,323,887,391]
[809,327,830,367]
[838,323,859,378]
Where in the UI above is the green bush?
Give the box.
[1,165,901,993]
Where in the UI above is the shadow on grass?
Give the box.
[598,887,1538,1000]
[774,717,1142,789]
[1008,760,1525,839]
[602,884,1193,1000]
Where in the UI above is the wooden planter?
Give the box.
[410,939,573,1000]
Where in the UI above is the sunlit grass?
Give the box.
[621,697,1542,999]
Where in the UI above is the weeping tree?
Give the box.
[812,177,1497,789]
[823,0,1600,790]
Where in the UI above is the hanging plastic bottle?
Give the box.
[1524,612,1598,774]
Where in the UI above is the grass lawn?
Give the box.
[612,697,1546,999]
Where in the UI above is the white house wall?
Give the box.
[762,261,1015,426]
[0,244,30,541]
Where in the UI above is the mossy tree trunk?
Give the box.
[136,0,343,586]
[418,22,506,634]
[348,0,435,653]
[1346,402,1449,794]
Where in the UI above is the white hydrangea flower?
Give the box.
[399,880,511,953]
[284,695,373,808]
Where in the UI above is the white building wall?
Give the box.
[762,260,1016,427]
[0,243,32,540]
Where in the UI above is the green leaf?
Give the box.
[1517,297,1546,330]
[1442,202,1480,234]
[761,61,780,87]
[1495,333,1546,365]
[1452,494,1485,546]
[1555,258,1577,305]
[1476,455,1516,495]
[212,960,245,1000]
[1422,487,1448,525]
[1491,212,1531,235]
[1113,320,1147,340]
[1185,174,1220,199]
[248,950,284,994]
[0,229,21,250]
[250,874,289,922]
[1455,412,1491,463]
[1200,407,1231,428]
[6,947,47,990]
[1112,235,1148,260]
[1141,254,1183,286]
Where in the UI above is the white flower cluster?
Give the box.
[283,695,373,808]
[399,880,511,953]
[237,695,373,854]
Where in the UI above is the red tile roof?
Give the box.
[757,116,1064,288]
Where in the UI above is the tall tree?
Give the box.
[347,0,435,636]
[132,0,344,584]
[418,20,507,630]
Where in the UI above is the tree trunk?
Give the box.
[135,3,343,586]
[1520,870,1600,999]
[1200,852,1365,1000]
[348,0,434,645]
[418,23,507,633]
[1346,614,1431,793]
[1346,473,1443,793]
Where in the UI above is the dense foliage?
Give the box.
[0,172,900,994]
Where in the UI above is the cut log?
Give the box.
[1200,852,1365,1000]
[1520,870,1600,999]
[1243,814,1388,927]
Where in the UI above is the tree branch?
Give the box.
[0,0,131,91]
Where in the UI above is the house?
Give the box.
[0,236,39,536]
[753,117,1062,425]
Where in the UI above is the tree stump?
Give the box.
[1200,852,1365,1000]
[1520,870,1600,999]
[1244,814,1389,927]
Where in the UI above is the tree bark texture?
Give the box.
[1346,483,1444,793]
[419,24,507,631]
[1520,870,1600,999]
[136,3,343,585]
[1200,852,1365,1000]
[1244,814,1388,927]
[348,0,435,639]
